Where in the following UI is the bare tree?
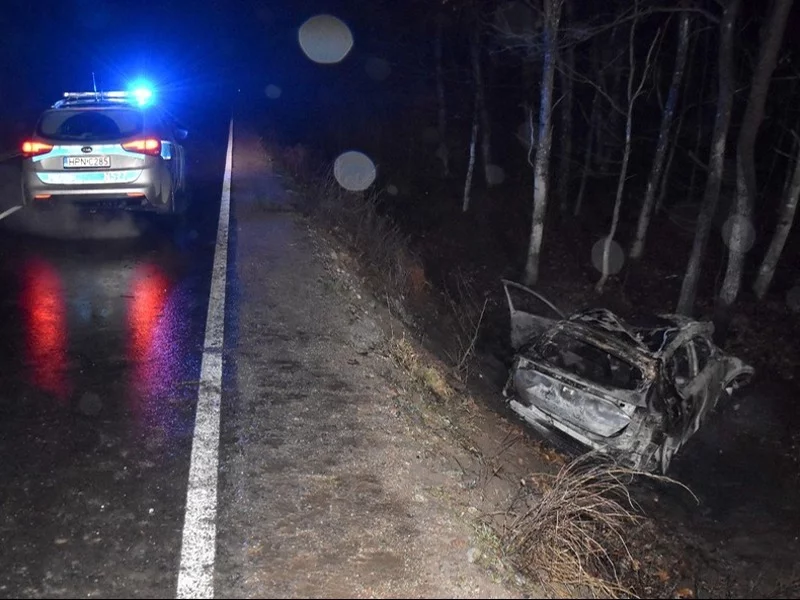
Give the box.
[523,0,564,286]
[463,89,479,212]
[574,87,600,216]
[656,26,699,214]
[753,134,800,298]
[595,27,625,175]
[718,0,794,314]
[676,0,741,315]
[557,0,575,211]
[630,11,691,260]
[469,18,495,187]
[435,14,450,178]
[655,105,684,213]
[595,11,658,294]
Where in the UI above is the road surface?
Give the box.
[0,113,515,600]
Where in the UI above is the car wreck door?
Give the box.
[502,279,565,350]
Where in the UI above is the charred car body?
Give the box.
[502,280,754,473]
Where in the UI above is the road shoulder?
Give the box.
[214,126,523,598]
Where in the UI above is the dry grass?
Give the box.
[502,454,648,599]
[310,167,423,302]
[268,143,426,304]
[388,335,454,400]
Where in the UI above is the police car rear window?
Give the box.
[37,109,144,141]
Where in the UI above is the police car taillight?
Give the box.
[22,141,53,157]
[122,138,161,156]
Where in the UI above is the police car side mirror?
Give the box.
[176,128,189,141]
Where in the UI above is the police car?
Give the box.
[21,86,188,217]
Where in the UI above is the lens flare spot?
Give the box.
[591,238,625,275]
[334,151,376,192]
[265,84,282,99]
[386,184,399,196]
[365,56,391,81]
[298,15,354,64]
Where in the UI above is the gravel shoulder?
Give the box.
[213,126,535,598]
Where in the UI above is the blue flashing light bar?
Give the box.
[55,81,156,108]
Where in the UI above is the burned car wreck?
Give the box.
[502,280,754,473]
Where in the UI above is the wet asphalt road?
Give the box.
[0,111,229,598]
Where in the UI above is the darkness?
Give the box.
[0,0,249,145]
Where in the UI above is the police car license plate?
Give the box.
[64,156,111,169]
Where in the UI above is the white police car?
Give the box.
[21,86,188,216]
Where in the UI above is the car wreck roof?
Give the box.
[565,308,712,358]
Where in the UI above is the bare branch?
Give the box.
[557,57,628,117]
[456,298,488,373]
[686,149,710,172]
[576,5,719,43]
[632,26,661,102]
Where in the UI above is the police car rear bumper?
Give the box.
[22,167,171,213]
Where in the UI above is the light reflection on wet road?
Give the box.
[0,114,227,598]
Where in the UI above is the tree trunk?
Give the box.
[783,135,799,193]
[596,14,653,294]
[718,0,793,312]
[687,31,710,202]
[523,0,563,286]
[469,19,495,187]
[435,16,450,178]
[753,149,800,298]
[575,88,600,216]
[469,24,494,187]
[630,12,691,260]
[764,80,799,197]
[558,0,574,211]
[657,29,695,214]
[463,97,479,212]
[655,109,683,213]
[595,107,633,294]
[676,0,741,316]
[596,27,623,174]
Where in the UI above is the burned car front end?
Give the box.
[502,280,754,473]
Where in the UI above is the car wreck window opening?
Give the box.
[669,345,695,388]
[37,109,145,142]
[537,331,644,391]
[503,280,565,320]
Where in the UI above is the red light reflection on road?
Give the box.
[20,258,70,401]
[128,264,168,362]
[127,263,174,425]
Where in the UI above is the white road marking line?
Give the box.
[176,120,234,599]
[0,205,22,222]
